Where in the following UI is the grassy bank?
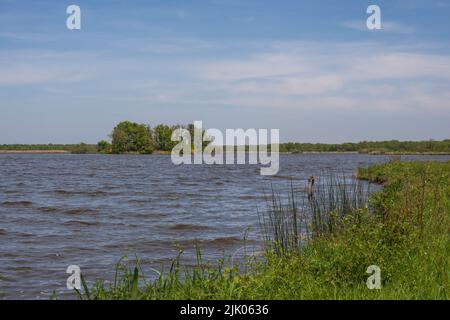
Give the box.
[74,161,449,300]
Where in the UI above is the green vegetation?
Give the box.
[0,144,76,151]
[1,121,449,155]
[71,143,98,154]
[153,124,177,151]
[73,160,449,300]
[97,140,112,154]
[111,121,154,154]
[109,121,207,154]
[0,143,96,154]
[279,139,450,154]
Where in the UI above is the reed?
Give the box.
[309,173,372,237]
[259,173,372,255]
[259,180,305,256]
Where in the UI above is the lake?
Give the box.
[0,153,449,299]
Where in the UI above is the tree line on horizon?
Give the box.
[1,120,449,154]
[279,139,450,154]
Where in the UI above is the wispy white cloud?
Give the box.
[0,32,57,43]
[175,9,191,19]
[0,64,96,85]
[115,37,219,54]
[0,50,101,85]
[1,39,449,116]
[343,20,415,34]
[188,41,450,112]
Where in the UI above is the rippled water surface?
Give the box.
[1,153,449,299]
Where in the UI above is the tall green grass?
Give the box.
[259,174,372,255]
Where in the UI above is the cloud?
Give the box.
[0,64,95,85]
[0,32,57,43]
[128,38,218,54]
[175,10,191,19]
[343,20,415,34]
[2,38,449,116]
[230,75,344,95]
[0,50,100,85]
[382,22,415,34]
[189,41,450,112]
[0,65,57,85]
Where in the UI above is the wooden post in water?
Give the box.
[307,175,317,235]
[307,176,315,201]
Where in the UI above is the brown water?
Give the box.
[0,153,449,299]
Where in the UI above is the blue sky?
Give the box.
[1,0,450,143]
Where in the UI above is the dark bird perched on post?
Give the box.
[307,176,315,201]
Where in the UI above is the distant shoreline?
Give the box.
[1,150,450,155]
[2,139,450,155]
[0,150,70,154]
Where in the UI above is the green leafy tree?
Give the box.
[111,121,154,154]
[186,123,209,151]
[97,140,112,153]
[71,142,96,154]
[154,124,175,151]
